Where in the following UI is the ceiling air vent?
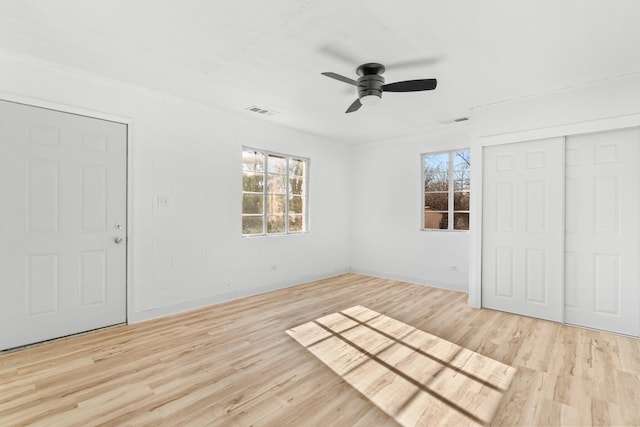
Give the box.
[438,116,470,125]
[245,105,278,117]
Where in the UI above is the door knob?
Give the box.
[114,237,123,244]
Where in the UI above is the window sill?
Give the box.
[420,228,470,233]
[242,231,310,238]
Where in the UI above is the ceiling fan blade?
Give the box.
[382,79,437,92]
[322,72,357,86]
[318,44,361,66]
[345,98,362,113]
[386,56,442,70]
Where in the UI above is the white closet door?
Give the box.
[482,138,565,322]
[565,128,640,336]
[0,100,127,350]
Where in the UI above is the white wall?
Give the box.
[350,127,471,292]
[0,50,351,322]
[469,73,640,307]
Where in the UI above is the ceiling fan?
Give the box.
[322,62,437,113]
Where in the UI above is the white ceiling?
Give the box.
[0,0,639,144]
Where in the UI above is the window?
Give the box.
[242,148,308,236]
[422,149,470,230]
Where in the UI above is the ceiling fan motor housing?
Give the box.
[357,63,385,100]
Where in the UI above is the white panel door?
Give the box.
[482,138,565,322]
[565,128,640,336]
[0,100,127,350]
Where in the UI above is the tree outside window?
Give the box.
[242,148,308,236]
[423,149,470,230]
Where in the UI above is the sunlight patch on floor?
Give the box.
[286,305,516,426]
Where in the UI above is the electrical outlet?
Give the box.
[157,195,171,208]
[449,265,459,271]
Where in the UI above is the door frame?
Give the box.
[0,90,134,325]
[470,113,640,318]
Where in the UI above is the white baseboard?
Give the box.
[348,268,469,293]
[128,269,350,324]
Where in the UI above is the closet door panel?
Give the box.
[565,127,640,336]
[482,138,565,322]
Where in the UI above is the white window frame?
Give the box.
[242,147,309,237]
[421,148,470,232]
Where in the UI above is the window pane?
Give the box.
[289,215,305,232]
[267,194,286,214]
[267,215,286,233]
[290,158,305,177]
[453,150,471,170]
[242,172,264,192]
[424,211,448,229]
[424,192,449,211]
[268,154,287,174]
[242,150,265,172]
[453,170,470,191]
[454,213,470,230]
[424,154,449,191]
[425,172,449,191]
[289,196,305,214]
[454,192,470,211]
[289,177,305,196]
[242,194,263,214]
[242,216,263,234]
[454,178,470,191]
[267,174,286,194]
[424,152,449,173]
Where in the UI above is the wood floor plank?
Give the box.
[0,273,639,426]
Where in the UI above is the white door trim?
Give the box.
[0,90,135,326]
[470,112,640,312]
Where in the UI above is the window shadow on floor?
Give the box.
[287,305,516,426]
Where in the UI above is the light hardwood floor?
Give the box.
[1,273,639,426]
